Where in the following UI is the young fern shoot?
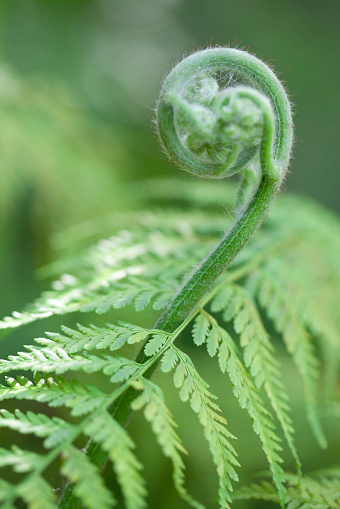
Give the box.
[154,47,293,333]
[59,47,293,507]
[5,47,339,509]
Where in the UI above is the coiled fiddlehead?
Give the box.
[155,47,293,333]
[59,47,293,509]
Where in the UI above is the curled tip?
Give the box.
[156,47,293,180]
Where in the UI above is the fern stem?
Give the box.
[58,47,293,509]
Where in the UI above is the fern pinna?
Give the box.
[0,47,339,509]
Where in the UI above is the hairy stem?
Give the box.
[59,47,292,508]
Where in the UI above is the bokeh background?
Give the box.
[0,1,339,508]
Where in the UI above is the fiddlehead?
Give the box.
[157,47,292,179]
[154,47,293,332]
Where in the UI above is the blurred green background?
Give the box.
[0,1,339,507]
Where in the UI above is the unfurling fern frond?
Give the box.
[0,46,339,509]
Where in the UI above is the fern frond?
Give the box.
[0,222,216,331]
[0,345,142,383]
[0,409,74,448]
[192,310,286,504]
[131,377,204,509]
[233,468,340,508]
[0,316,180,508]
[0,268,181,330]
[0,171,339,509]
[0,446,43,473]
[60,445,116,509]
[17,475,58,509]
[36,322,156,353]
[0,318,173,508]
[84,412,147,509]
[0,374,107,417]
[252,261,327,447]
[211,283,301,473]
[163,345,240,509]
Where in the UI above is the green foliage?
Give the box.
[233,468,340,508]
[84,412,147,509]
[131,377,203,509]
[210,284,301,473]
[60,445,115,509]
[0,179,339,508]
[0,46,339,509]
[0,65,127,232]
[192,310,286,501]
[166,345,239,508]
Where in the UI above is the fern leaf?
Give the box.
[84,412,147,509]
[144,331,169,356]
[233,480,279,503]
[0,199,230,332]
[254,262,327,448]
[36,322,153,354]
[61,445,116,509]
[0,446,43,473]
[0,409,73,448]
[17,475,58,509]
[160,347,179,373]
[269,195,340,371]
[192,310,287,504]
[0,374,107,417]
[131,377,204,509]
[192,312,210,346]
[213,284,301,474]
[233,467,340,508]
[165,345,240,509]
[0,346,140,384]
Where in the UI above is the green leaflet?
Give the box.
[0,446,44,473]
[84,412,147,509]
[0,223,216,332]
[0,374,107,417]
[190,312,286,504]
[131,378,204,509]
[17,475,58,509]
[211,284,301,474]
[164,345,240,509]
[61,446,115,509]
[253,264,327,448]
[0,409,74,449]
[233,468,340,508]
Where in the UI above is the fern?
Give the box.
[191,310,286,503]
[252,260,327,447]
[83,412,147,509]
[0,47,339,509]
[164,345,240,508]
[233,468,340,508]
[60,445,115,509]
[211,284,301,473]
[131,377,204,509]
